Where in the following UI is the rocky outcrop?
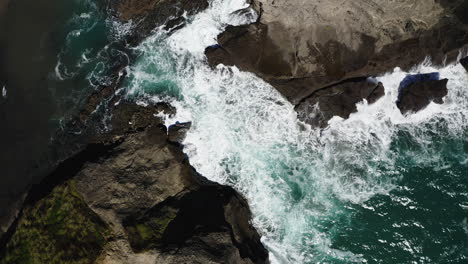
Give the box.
[0,102,269,264]
[296,78,384,127]
[207,0,468,106]
[0,0,209,237]
[123,182,267,263]
[168,122,191,143]
[396,73,448,114]
[461,56,468,72]
[107,0,209,44]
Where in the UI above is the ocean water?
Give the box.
[119,0,468,263]
[0,0,129,227]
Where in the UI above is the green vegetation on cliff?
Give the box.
[0,181,110,264]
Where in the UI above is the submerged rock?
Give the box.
[461,56,468,72]
[295,78,384,128]
[0,102,268,264]
[396,73,448,114]
[206,0,468,105]
[108,0,209,44]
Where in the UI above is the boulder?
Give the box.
[296,78,384,128]
[398,72,441,92]
[461,56,468,72]
[396,73,448,114]
[206,0,468,105]
[168,121,191,144]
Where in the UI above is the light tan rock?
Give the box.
[207,0,468,104]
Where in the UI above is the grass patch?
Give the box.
[1,180,111,264]
[125,206,178,251]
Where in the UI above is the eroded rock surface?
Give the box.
[296,78,384,128]
[168,122,191,143]
[396,73,448,114]
[0,102,268,264]
[207,0,468,105]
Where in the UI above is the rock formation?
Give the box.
[206,0,468,125]
[296,78,384,127]
[168,122,192,144]
[396,73,448,114]
[107,0,209,44]
[461,56,468,72]
[0,102,269,264]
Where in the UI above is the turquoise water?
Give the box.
[50,0,130,125]
[330,128,468,263]
[119,0,468,263]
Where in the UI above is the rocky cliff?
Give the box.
[0,102,269,264]
[1,0,269,262]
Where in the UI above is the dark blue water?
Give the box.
[0,0,127,227]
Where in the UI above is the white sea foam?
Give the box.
[123,0,468,262]
[53,56,66,81]
[167,0,257,55]
[80,12,91,19]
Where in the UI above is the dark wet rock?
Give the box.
[110,101,175,134]
[108,0,209,44]
[168,121,191,143]
[461,56,468,72]
[296,78,384,128]
[452,1,468,25]
[396,74,448,114]
[398,72,441,92]
[1,102,269,264]
[206,0,468,105]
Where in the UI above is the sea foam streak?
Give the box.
[123,0,468,262]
